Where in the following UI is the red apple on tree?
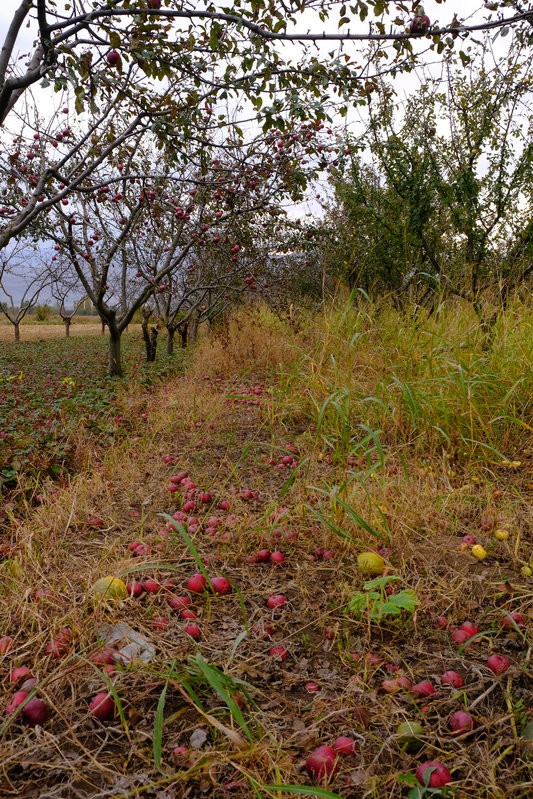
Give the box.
[106,50,121,66]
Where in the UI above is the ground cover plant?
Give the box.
[0,329,184,507]
[0,300,531,799]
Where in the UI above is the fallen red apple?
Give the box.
[440,670,464,688]
[22,697,50,726]
[251,623,274,639]
[90,648,116,665]
[167,594,192,610]
[210,576,231,595]
[269,551,286,565]
[171,745,189,761]
[451,629,472,646]
[10,666,32,683]
[87,516,105,528]
[170,470,188,483]
[256,549,271,562]
[269,645,288,661]
[142,578,161,594]
[500,612,525,630]
[186,574,207,593]
[410,680,436,697]
[305,745,338,781]
[89,692,115,721]
[126,581,143,597]
[382,676,412,693]
[45,638,69,659]
[460,621,481,636]
[132,543,151,557]
[486,654,510,675]
[5,690,29,715]
[415,761,453,788]
[266,593,287,609]
[449,710,476,734]
[333,735,358,755]
[184,623,201,640]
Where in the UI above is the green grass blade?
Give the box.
[190,654,254,741]
[159,514,211,583]
[153,679,170,775]
[331,494,384,540]
[264,785,344,798]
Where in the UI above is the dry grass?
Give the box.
[0,301,531,799]
[0,318,142,342]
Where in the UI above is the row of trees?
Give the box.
[1,2,531,371]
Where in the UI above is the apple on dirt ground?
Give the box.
[305,745,338,781]
[415,761,453,788]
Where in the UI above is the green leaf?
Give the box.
[363,576,401,591]
[153,680,170,775]
[160,515,210,584]
[264,786,344,798]
[391,590,420,612]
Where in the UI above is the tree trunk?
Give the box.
[108,327,122,377]
[178,322,188,349]
[64,317,71,337]
[189,312,198,344]
[148,326,158,362]
[14,322,20,342]
[167,326,176,355]
[141,307,152,361]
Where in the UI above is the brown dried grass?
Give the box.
[0,301,531,799]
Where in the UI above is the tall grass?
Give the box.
[271,296,532,464]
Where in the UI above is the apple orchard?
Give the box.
[1,1,531,373]
[0,3,532,799]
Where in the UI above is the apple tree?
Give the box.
[0,1,530,361]
[45,110,335,374]
[0,237,52,340]
[1,2,530,250]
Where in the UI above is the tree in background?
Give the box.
[46,114,333,374]
[0,238,51,340]
[323,29,532,317]
[49,266,86,337]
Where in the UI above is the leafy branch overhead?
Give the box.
[1,2,531,124]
